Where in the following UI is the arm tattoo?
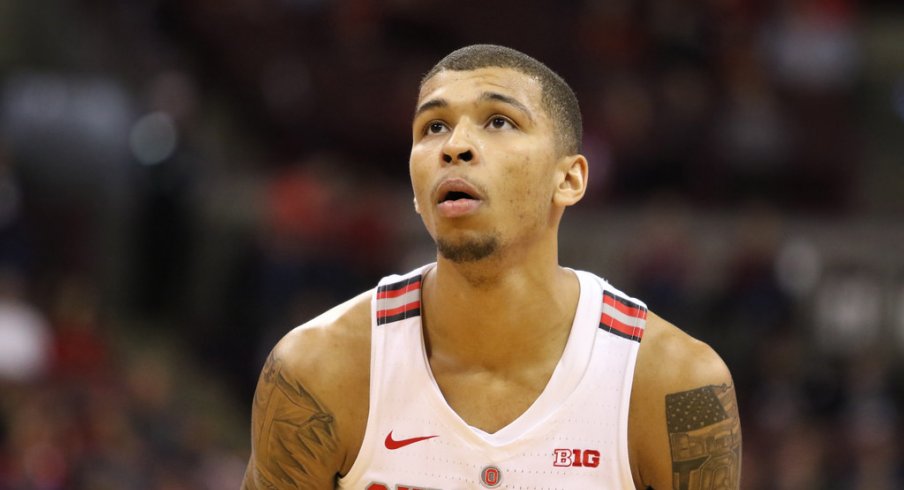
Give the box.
[666,384,742,489]
[243,352,339,489]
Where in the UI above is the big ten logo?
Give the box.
[553,448,601,468]
[366,484,438,490]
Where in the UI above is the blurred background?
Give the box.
[0,0,902,488]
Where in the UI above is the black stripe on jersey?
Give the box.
[602,290,647,315]
[598,321,643,343]
[377,274,421,295]
[377,308,422,325]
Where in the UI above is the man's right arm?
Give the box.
[242,291,373,489]
[241,346,342,489]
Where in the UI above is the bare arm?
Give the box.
[630,313,742,489]
[665,383,742,489]
[242,350,342,489]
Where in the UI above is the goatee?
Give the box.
[436,236,499,263]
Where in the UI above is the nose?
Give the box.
[442,150,473,164]
[441,123,476,165]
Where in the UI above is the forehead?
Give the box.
[417,67,544,109]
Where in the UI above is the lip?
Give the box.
[433,177,485,218]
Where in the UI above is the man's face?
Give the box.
[409,67,564,263]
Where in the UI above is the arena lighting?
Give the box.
[775,238,822,298]
[894,282,904,352]
[814,271,883,355]
[892,79,904,122]
[129,111,177,166]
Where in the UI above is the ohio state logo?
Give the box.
[553,448,601,468]
[480,465,502,488]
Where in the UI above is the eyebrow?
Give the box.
[414,98,448,118]
[480,91,534,123]
[413,91,535,123]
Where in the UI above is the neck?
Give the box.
[421,251,580,370]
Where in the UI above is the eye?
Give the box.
[425,121,448,135]
[486,116,515,130]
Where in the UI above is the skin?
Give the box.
[243,67,741,489]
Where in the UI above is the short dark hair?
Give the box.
[421,44,582,155]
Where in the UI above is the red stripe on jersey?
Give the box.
[601,312,644,341]
[603,293,647,319]
[377,301,421,319]
[377,279,421,299]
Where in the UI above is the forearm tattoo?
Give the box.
[666,384,742,489]
[242,352,338,489]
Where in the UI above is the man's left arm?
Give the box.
[664,382,742,489]
[629,313,742,489]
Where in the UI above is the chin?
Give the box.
[436,235,499,263]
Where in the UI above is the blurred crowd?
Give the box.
[0,276,247,489]
[604,201,904,489]
[0,0,902,488]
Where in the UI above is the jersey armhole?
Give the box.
[594,275,645,487]
[337,289,381,486]
[619,341,642,487]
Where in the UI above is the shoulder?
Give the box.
[243,289,373,488]
[636,312,733,392]
[273,288,373,382]
[628,312,742,489]
[270,288,373,441]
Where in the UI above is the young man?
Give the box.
[242,44,741,489]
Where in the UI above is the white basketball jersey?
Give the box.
[338,264,647,490]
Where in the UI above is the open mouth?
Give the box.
[436,178,484,218]
[433,178,484,217]
[439,190,476,203]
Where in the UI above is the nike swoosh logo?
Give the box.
[384,431,438,450]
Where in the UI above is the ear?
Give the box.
[413,195,421,214]
[552,154,588,207]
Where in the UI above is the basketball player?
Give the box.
[242,45,741,489]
